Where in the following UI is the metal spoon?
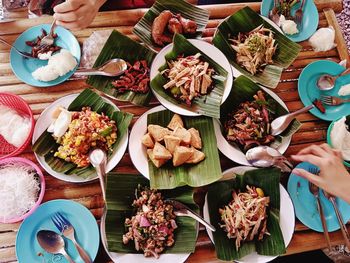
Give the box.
[323,190,350,250]
[165,199,216,232]
[36,230,75,263]
[74,58,127,77]
[89,148,107,201]
[271,104,315,136]
[0,37,34,59]
[246,146,293,172]
[317,68,350,91]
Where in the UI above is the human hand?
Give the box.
[291,143,350,204]
[53,0,107,30]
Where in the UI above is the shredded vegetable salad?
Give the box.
[230,25,277,75]
[219,185,270,250]
[161,53,216,105]
[123,187,177,258]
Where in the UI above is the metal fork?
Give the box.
[39,19,57,49]
[51,212,92,263]
[308,167,332,250]
[320,95,350,106]
[294,0,306,25]
[0,37,34,59]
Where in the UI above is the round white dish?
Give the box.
[203,166,295,263]
[32,94,128,183]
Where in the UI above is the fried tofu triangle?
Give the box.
[188,128,202,149]
[148,124,171,142]
[141,133,154,148]
[153,142,172,160]
[186,147,205,164]
[167,114,184,130]
[173,146,194,166]
[147,149,167,168]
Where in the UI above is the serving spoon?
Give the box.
[246,146,293,172]
[37,230,75,263]
[74,58,127,77]
[270,104,315,136]
[317,68,350,91]
[165,199,216,232]
[89,148,107,202]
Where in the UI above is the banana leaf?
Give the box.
[212,6,301,89]
[147,109,222,189]
[86,30,156,106]
[151,34,228,119]
[133,0,209,50]
[220,75,301,150]
[32,89,133,179]
[207,168,285,261]
[105,172,198,254]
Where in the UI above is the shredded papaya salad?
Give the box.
[219,185,270,250]
[123,187,177,258]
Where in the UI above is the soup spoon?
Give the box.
[74,58,127,77]
[246,146,293,172]
[317,68,350,91]
[270,104,315,136]
[37,230,74,263]
[89,148,107,202]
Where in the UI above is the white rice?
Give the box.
[32,49,77,82]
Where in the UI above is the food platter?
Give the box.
[214,85,292,166]
[32,93,129,183]
[150,39,233,117]
[203,166,295,263]
[10,24,80,87]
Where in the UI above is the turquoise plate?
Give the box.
[288,162,350,232]
[327,116,350,167]
[16,199,99,263]
[261,0,319,42]
[10,24,80,87]
[298,60,350,121]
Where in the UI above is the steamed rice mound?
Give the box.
[32,49,77,82]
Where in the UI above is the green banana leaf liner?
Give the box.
[207,168,285,261]
[151,34,228,119]
[220,75,301,151]
[212,6,301,89]
[86,30,156,106]
[32,89,133,179]
[147,109,222,189]
[133,0,209,50]
[105,172,198,254]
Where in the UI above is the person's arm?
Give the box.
[291,143,350,204]
[53,0,107,30]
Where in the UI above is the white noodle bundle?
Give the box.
[0,162,40,222]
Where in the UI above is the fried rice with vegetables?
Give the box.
[54,107,117,167]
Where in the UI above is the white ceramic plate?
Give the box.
[32,94,128,183]
[150,39,233,116]
[129,105,165,178]
[203,166,295,263]
[100,211,198,263]
[214,87,291,166]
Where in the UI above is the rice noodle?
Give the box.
[0,162,40,222]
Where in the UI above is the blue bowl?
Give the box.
[261,0,319,42]
[10,24,81,87]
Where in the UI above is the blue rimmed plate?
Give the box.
[16,199,99,263]
[288,162,350,232]
[10,24,80,87]
[298,60,350,121]
[261,0,319,42]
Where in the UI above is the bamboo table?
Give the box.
[1,1,350,262]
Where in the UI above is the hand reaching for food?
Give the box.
[53,0,107,30]
[291,143,350,204]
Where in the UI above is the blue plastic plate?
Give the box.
[298,60,350,121]
[261,0,319,42]
[10,24,80,87]
[16,199,99,263]
[288,162,350,232]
